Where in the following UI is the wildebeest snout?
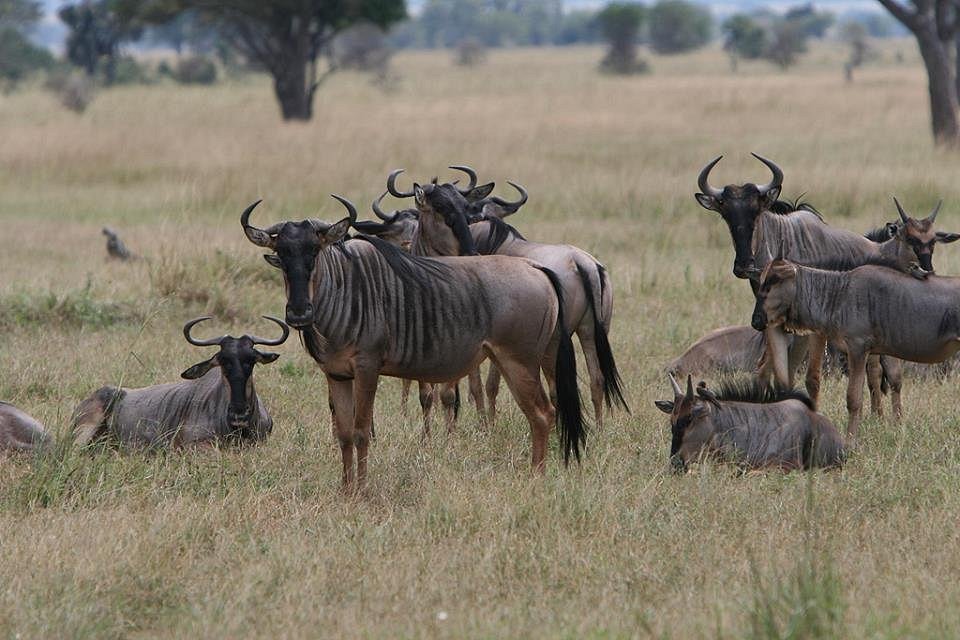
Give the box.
[285,303,314,328]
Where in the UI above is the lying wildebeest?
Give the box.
[0,402,51,452]
[382,167,626,428]
[72,316,288,448]
[752,256,960,441]
[655,375,845,472]
[102,227,134,261]
[665,325,789,380]
[241,194,585,488]
[695,155,959,411]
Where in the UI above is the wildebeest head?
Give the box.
[350,191,421,251]
[694,154,784,278]
[750,259,799,332]
[890,197,960,273]
[180,315,289,429]
[386,167,492,256]
[654,374,720,473]
[465,181,529,223]
[241,195,356,328]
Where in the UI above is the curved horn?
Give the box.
[893,197,910,224]
[485,181,529,214]
[249,315,290,346]
[449,165,478,195]
[668,373,683,397]
[697,156,723,198]
[387,169,415,198]
[330,194,358,224]
[371,191,399,223]
[241,200,275,248]
[752,153,783,195]
[928,199,943,223]
[183,316,227,347]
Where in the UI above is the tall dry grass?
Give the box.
[2,41,960,638]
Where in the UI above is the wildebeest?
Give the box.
[102,227,134,261]
[382,167,627,428]
[752,257,960,441]
[0,402,51,452]
[72,316,288,448]
[654,375,845,472]
[241,194,585,488]
[666,325,785,380]
[695,155,958,410]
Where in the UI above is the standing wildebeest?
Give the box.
[241,193,585,488]
[382,167,626,428]
[752,257,960,441]
[655,375,845,472]
[695,154,958,410]
[72,316,288,448]
[0,402,51,452]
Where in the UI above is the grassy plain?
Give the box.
[2,41,960,638]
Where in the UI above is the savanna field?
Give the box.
[3,41,960,638]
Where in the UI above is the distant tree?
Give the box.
[877,0,959,147]
[840,21,871,82]
[722,14,766,71]
[555,10,601,45]
[114,0,407,121]
[647,0,712,55]
[0,0,52,91]
[764,19,807,69]
[596,2,648,74]
[59,1,144,85]
[454,37,486,65]
[783,3,834,38]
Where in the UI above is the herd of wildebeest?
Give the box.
[3,155,960,487]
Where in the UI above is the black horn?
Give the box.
[241,200,277,248]
[752,153,783,195]
[183,316,227,347]
[449,165,478,195]
[482,181,529,215]
[249,315,290,346]
[893,197,910,224]
[697,156,723,198]
[928,199,943,223]
[668,373,683,398]
[331,194,358,224]
[387,169,416,198]
[371,191,399,223]
[685,375,694,401]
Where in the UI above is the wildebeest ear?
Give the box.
[771,262,797,280]
[256,351,280,364]
[324,218,351,243]
[654,400,674,414]
[886,222,901,238]
[181,357,216,380]
[761,185,782,207]
[694,192,719,212]
[466,182,495,202]
[263,254,282,269]
[936,231,960,244]
[414,184,426,204]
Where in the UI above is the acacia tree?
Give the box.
[877,0,959,146]
[596,2,647,74]
[117,0,406,121]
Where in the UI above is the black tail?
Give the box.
[537,266,586,465]
[454,383,461,421]
[576,263,629,412]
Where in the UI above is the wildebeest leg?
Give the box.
[326,375,356,488]
[845,349,868,445]
[439,381,459,434]
[352,369,379,489]
[884,356,903,421]
[485,365,502,426]
[803,334,825,407]
[418,382,435,439]
[467,368,487,424]
[489,352,554,472]
[576,323,605,431]
[765,327,793,388]
[400,379,412,419]
[866,355,884,418]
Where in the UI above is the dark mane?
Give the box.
[473,217,525,254]
[770,196,823,221]
[354,235,452,281]
[864,222,897,243]
[712,378,815,410]
[806,253,905,272]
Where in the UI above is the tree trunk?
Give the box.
[273,59,313,121]
[916,22,959,146]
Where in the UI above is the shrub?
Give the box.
[454,37,486,66]
[647,0,713,55]
[45,69,95,113]
[0,27,54,92]
[173,55,217,85]
[597,3,649,75]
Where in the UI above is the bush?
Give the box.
[454,37,486,66]
[723,14,767,60]
[111,55,152,85]
[647,0,713,55]
[173,55,217,85]
[0,27,54,92]
[45,69,95,113]
[597,3,649,75]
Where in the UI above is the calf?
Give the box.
[655,375,845,472]
[0,402,51,452]
[72,316,288,448]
